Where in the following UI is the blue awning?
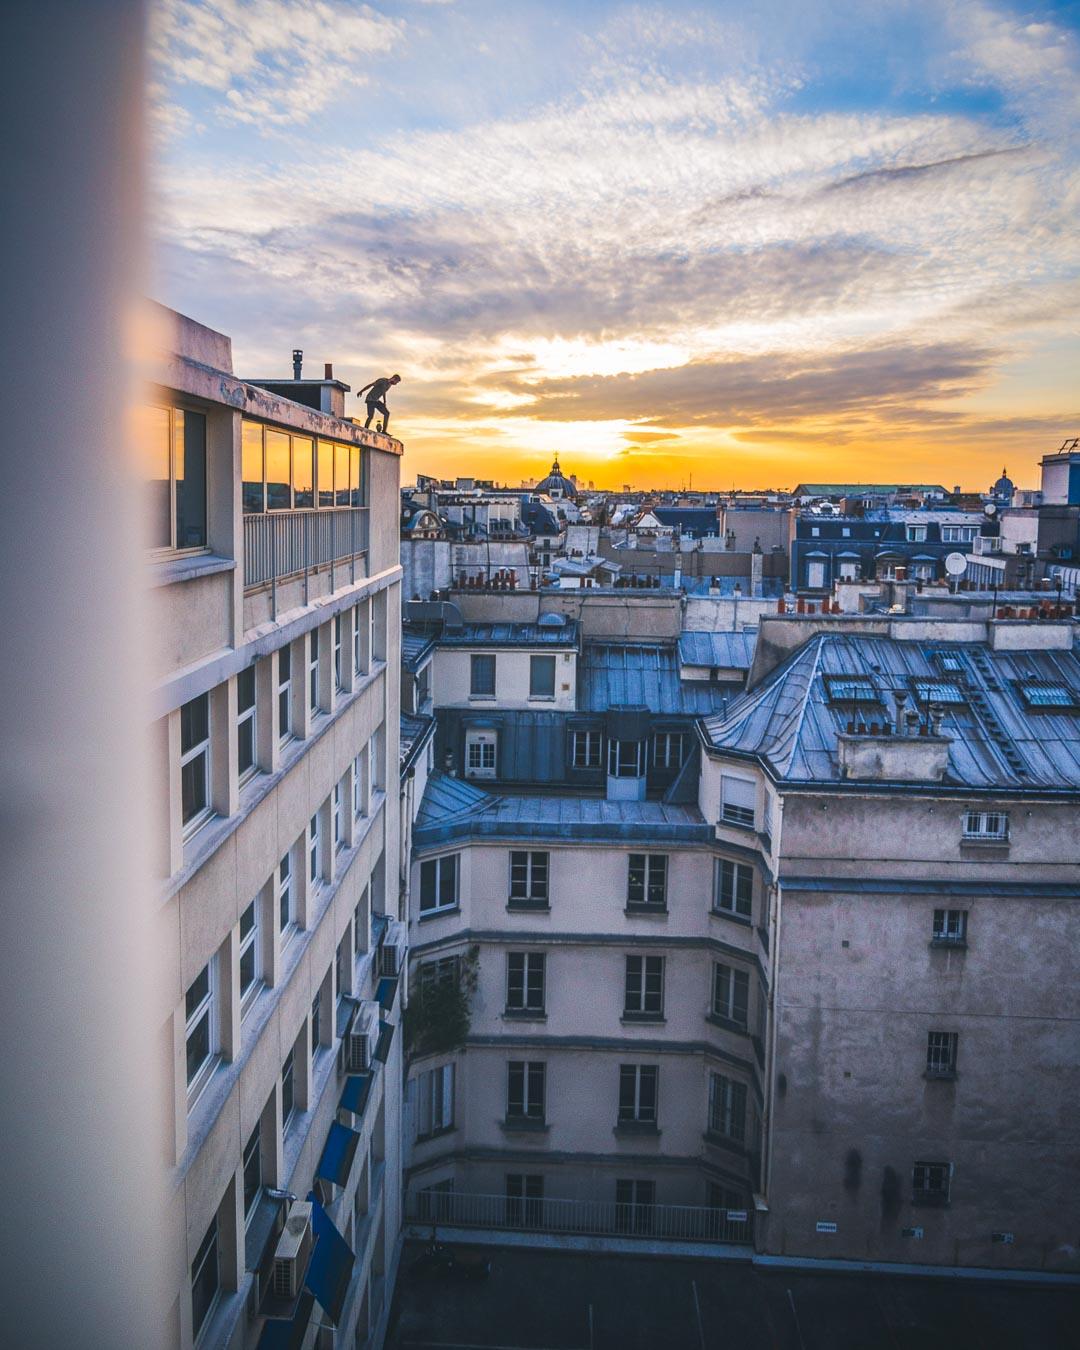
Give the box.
[374,1019,395,1063]
[315,1121,360,1189]
[305,1194,356,1326]
[340,1072,373,1116]
[376,976,398,1010]
[256,1291,314,1350]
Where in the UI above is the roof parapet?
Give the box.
[838,730,950,783]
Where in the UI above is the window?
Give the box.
[465,730,498,779]
[418,954,459,1003]
[838,559,860,580]
[190,1213,219,1340]
[627,854,667,909]
[506,952,545,1014]
[926,1031,958,1078]
[277,645,292,741]
[509,851,549,906]
[352,751,368,819]
[714,859,753,919]
[712,963,749,1028]
[334,614,344,691]
[941,525,977,543]
[333,782,344,853]
[144,405,207,551]
[185,961,217,1095]
[317,439,334,509]
[369,601,378,664]
[933,650,964,673]
[624,955,664,1018]
[237,666,257,781]
[239,900,261,1007]
[912,1160,951,1205]
[416,1064,455,1139]
[243,1123,262,1217]
[265,429,291,511]
[708,1073,747,1143]
[369,730,381,794]
[608,738,644,777]
[281,1050,295,1134]
[652,732,686,770]
[571,729,602,769]
[720,775,755,827]
[470,653,496,698]
[1018,682,1076,709]
[825,675,878,704]
[293,436,314,509]
[963,810,1008,841]
[354,891,367,957]
[913,678,965,706]
[180,693,211,833]
[507,1061,545,1122]
[309,812,322,888]
[906,525,927,542]
[277,851,294,934]
[308,628,320,713]
[506,1174,543,1228]
[353,602,364,675]
[618,1065,658,1125]
[311,990,322,1057]
[615,1179,655,1233]
[529,654,556,698]
[932,908,967,944]
[419,854,459,914]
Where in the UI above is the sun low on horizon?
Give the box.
[151,0,1080,493]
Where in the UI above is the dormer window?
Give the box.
[932,651,964,674]
[824,675,879,706]
[1017,682,1076,710]
[608,739,644,778]
[912,678,965,706]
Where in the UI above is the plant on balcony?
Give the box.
[405,945,479,1058]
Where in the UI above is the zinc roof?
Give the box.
[678,630,758,671]
[579,642,730,716]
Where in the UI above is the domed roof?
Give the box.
[992,465,1015,499]
[535,457,577,500]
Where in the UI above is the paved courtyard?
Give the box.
[386,1241,1080,1350]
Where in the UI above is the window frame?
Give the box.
[932,908,968,945]
[708,1072,747,1143]
[571,728,603,770]
[145,403,208,556]
[309,812,322,890]
[926,1030,959,1078]
[242,1123,262,1220]
[236,665,257,783]
[617,1064,658,1126]
[962,809,1009,841]
[308,628,320,714]
[416,1063,456,1141]
[506,1060,546,1123]
[334,613,344,692]
[624,954,664,1018]
[469,653,496,699]
[652,731,686,771]
[185,959,218,1104]
[529,653,557,699]
[333,781,344,854]
[712,961,750,1029]
[627,853,667,910]
[238,898,262,1012]
[277,850,295,936]
[190,1212,220,1341]
[180,693,213,838]
[277,645,292,742]
[608,737,644,778]
[912,1160,952,1206]
[713,858,753,920]
[281,1049,296,1136]
[509,850,549,906]
[419,854,460,915]
[506,951,546,1015]
[720,774,756,828]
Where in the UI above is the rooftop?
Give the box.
[436,619,579,648]
[678,629,758,671]
[703,632,1080,790]
[402,631,436,670]
[580,642,731,716]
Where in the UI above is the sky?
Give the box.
[151,0,1080,491]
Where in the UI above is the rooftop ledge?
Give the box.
[838,731,950,783]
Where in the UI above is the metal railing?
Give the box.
[408,1190,752,1245]
[243,506,369,608]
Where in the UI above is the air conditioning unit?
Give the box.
[378,941,401,979]
[270,1201,313,1302]
[341,1012,371,1074]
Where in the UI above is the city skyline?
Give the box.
[152,0,1080,490]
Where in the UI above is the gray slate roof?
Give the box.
[678,630,758,671]
[415,772,711,846]
[702,632,1080,790]
[399,711,435,771]
[402,631,436,670]
[580,643,730,716]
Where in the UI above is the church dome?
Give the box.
[991,466,1014,500]
[535,457,577,500]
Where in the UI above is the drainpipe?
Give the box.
[761,791,785,1239]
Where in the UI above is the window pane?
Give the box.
[175,409,207,548]
[317,439,334,507]
[265,429,291,510]
[350,446,362,506]
[181,751,208,824]
[237,665,256,713]
[242,421,264,514]
[243,1125,262,1214]
[186,1010,211,1085]
[143,405,172,547]
[190,1218,219,1336]
[335,442,351,506]
[530,655,556,697]
[180,693,209,754]
[292,436,314,508]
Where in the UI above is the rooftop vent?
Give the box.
[292,348,303,379]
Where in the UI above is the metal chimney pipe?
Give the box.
[292,348,303,379]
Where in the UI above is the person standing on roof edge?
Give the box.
[357,373,401,432]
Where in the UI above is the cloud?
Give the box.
[151,0,402,128]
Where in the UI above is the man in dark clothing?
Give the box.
[357,373,401,431]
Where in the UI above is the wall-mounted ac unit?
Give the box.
[270,1201,313,1302]
[378,941,402,979]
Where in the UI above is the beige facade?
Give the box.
[148,307,405,1350]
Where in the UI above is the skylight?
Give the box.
[1018,682,1076,710]
[932,651,964,673]
[912,679,966,706]
[825,676,879,704]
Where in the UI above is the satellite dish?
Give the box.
[984,502,998,517]
[945,552,967,577]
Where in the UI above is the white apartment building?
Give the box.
[401,603,1080,1274]
[146,306,405,1350]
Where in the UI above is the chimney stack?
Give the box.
[292,348,303,379]
[324,362,333,380]
[751,539,764,598]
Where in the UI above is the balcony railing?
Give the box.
[407,1190,752,1245]
[243,506,369,605]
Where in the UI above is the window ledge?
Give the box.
[146,552,235,589]
[911,1194,950,1209]
[418,905,461,922]
[923,1070,958,1082]
[501,1117,549,1133]
[929,939,968,951]
[468,694,496,702]
[703,1130,746,1155]
[959,838,1009,850]
[415,1125,457,1145]
[706,1013,750,1036]
[614,1121,660,1137]
[719,816,757,834]
[507,899,551,912]
[711,908,752,927]
[625,903,668,917]
[503,1010,547,1022]
[621,1013,666,1025]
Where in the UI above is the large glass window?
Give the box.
[236,666,256,780]
[143,405,206,551]
[264,429,291,511]
[243,1123,262,1217]
[335,441,351,507]
[180,693,211,832]
[317,439,334,508]
[239,900,261,1006]
[190,1214,220,1339]
[242,423,359,514]
[242,420,265,515]
[419,854,459,914]
[185,961,216,1094]
[712,962,749,1027]
[292,436,314,508]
